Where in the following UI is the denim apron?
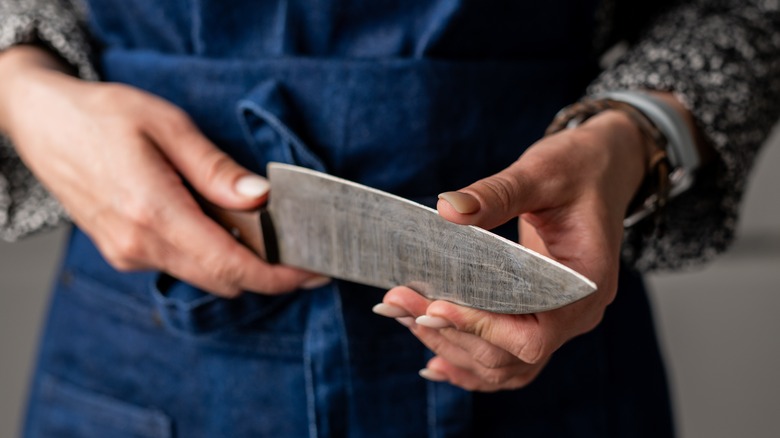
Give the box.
[24,1,674,437]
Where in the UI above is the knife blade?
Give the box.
[209,162,596,314]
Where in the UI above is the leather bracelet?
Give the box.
[546,98,672,229]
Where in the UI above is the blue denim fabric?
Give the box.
[24,1,674,437]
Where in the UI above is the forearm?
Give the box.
[0,45,74,241]
[0,0,95,241]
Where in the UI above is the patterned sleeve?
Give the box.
[589,0,780,272]
[0,0,95,241]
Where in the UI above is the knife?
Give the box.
[207,162,596,314]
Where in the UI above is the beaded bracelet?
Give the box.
[546,98,672,229]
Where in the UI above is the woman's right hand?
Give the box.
[0,45,322,297]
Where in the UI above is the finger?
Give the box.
[423,356,542,392]
[421,300,555,365]
[112,154,316,297]
[383,287,555,366]
[382,288,528,371]
[436,158,554,230]
[160,202,317,296]
[381,286,434,317]
[410,321,524,373]
[383,288,548,390]
[435,326,520,369]
[141,100,269,210]
[132,135,318,296]
[416,340,529,390]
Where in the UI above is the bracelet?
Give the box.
[595,91,700,174]
[546,97,673,228]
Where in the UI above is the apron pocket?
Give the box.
[237,79,327,172]
[27,374,172,438]
[150,273,301,336]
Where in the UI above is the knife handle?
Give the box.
[258,208,280,264]
[201,203,279,264]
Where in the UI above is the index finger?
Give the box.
[157,191,315,296]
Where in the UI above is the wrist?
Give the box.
[547,92,704,228]
[0,45,73,134]
[574,110,651,209]
[547,100,668,221]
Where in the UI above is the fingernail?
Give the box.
[235,175,270,198]
[438,192,480,214]
[415,315,453,329]
[419,368,447,382]
[301,276,331,290]
[372,303,410,318]
[396,316,416,328]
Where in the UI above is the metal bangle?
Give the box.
[594,90,699,198]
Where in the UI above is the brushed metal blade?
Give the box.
[267,163,596,314]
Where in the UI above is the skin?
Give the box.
[0,45,708,392]
[0,45,319,297]
[379,95,709,392]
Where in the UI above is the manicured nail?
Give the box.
[415,315,453,329]
[396,317,416,328]
[438,192,480,214]
[419,368,447,382]
[301,276,332,290]
[235,175,270,198]
[372,303,410,318]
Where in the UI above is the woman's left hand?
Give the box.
[374,109,654,391]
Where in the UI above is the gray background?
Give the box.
[1,129,779,437]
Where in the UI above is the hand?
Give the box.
[373,109,655,391]
[0,46,323,297]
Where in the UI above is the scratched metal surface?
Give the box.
[267,163,596,314]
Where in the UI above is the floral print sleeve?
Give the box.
[589,0,780,271]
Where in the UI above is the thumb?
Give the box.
[437,161,545,230]
[145,104,268,210]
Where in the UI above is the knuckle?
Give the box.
[480,368,512,386]
[105,254,136,272]
[122,198,160,228]
[420,334,447,355]
[517,335,546,365]
[473,346,509,369]
[470,317,490,339]
[212,285,242,299]
[264,270,305,295]
[111,227,147,262]
[254,269,288,295]
[209,260,245,294]
[477,174,518,214]
[453,377,481,392]
[158,106,194,136]
[95,83,131,102]
[201,151,235,186]
[92,85,143,121]
[102,244,140,272]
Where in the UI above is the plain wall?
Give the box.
[1,128,779,437]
